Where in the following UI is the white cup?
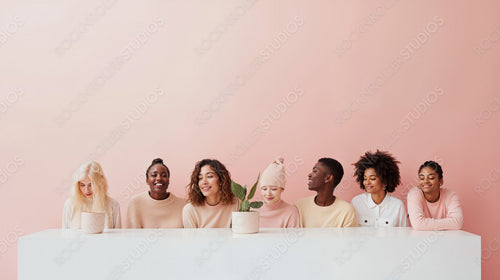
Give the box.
[81,212,105,234]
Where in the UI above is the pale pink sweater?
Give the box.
[182,200,239,228]
[258,200,300,228]
[407,187,463,230]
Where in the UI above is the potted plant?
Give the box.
[231,174,264,233]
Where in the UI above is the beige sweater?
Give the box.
[295,195,358,228]
[126,191,186,228]
[182,200,239,228]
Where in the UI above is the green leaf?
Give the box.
[250,201,264,209]
[247,173,260,200]
[231,181,246,201]
[243,185,247,200]
[241,200,250,211]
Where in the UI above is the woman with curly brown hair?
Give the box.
[351,150,407,227]
[182,159,238,228]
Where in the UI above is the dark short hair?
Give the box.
[186,159,234,206]
[146,158,170,179]
[418,161,443,179]
[353,150,401,193]
[318,158,344,187]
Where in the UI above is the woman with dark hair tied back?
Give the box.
[407,161,463,230]
[125,158,186,228]
[182,159,238,228]
[351,150,408,227]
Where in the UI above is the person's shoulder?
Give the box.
[63,197,74,210]
[387,193,405,206]
[107,196,121,208]
[128,191,147,203]
[351,193,367,205]
[281,200,298,211]
[334,197,357,212]
[182,202,196,212]
[334,196,350,205]
[407,186,421,194]
[170,193,188,206]
[440,188,459,201]
[124,193,143,212]
[407,187,422,198]
[295,195,314,206]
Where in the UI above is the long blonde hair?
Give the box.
[70,161,109,213]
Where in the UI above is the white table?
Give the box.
[18,227,480,280]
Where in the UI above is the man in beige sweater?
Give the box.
[295,158,357,227]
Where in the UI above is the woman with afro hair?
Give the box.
[351,150,407,227]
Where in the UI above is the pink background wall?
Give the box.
[1,0,499,279]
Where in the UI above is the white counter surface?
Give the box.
[18,227,480,280]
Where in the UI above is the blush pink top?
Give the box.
[407,187,463,230]
[257,200,300,228]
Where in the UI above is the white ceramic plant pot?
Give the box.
[81,212,105,234]
[232,211,259,234]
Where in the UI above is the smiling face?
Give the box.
[418,166,443,195]
[198,165,221,201]
[146,164,170,196]
[79,176,93,199]
[363,168,385,195]
[307,162,331,191]
[260,185,284,205]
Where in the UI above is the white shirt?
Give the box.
[351,193,408,227]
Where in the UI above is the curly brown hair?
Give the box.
[186,159,234,206]
[353,150,401,193]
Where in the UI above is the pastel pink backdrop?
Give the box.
[1,0,499,279]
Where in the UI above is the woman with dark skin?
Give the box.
[351,150,407,227]
[126,158,186,228]
[407,161,463,230]
[146,159,170,200]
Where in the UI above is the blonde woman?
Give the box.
[62,161,121,229]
